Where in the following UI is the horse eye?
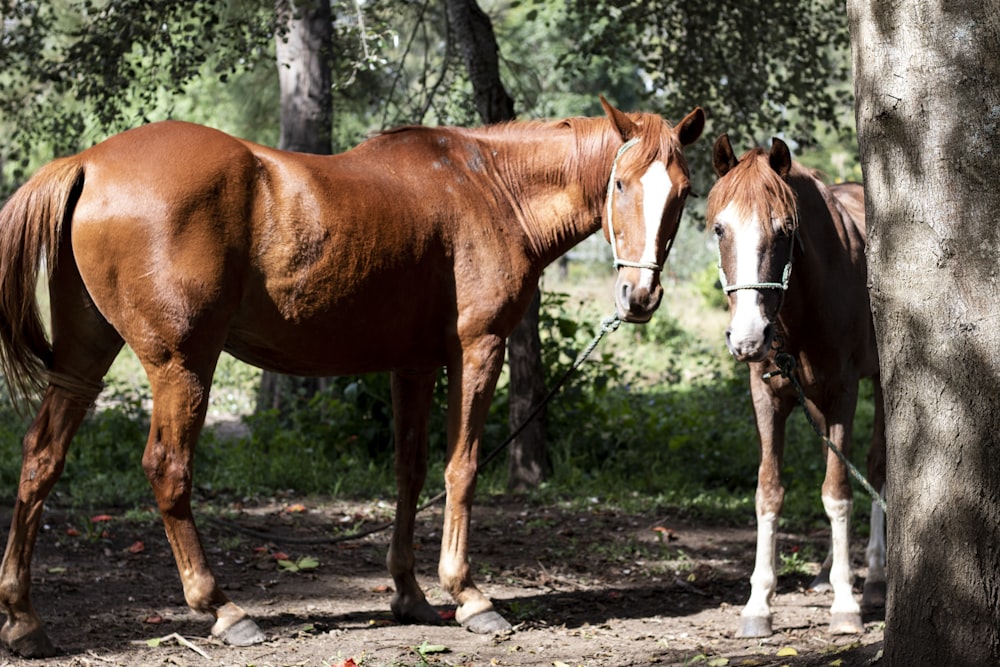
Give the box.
[615,180,623,193]
[713,223,724,238]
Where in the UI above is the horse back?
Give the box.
[829,182,865,237]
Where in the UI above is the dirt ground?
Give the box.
[0,497,884,667]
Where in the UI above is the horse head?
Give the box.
[708,134,798,362]
[600,97,704,323]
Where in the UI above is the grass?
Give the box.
[0,227,880,534]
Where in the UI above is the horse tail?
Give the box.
[0,158,84,412]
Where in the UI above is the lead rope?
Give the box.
[764,348,887,513]
[207,313,624,546]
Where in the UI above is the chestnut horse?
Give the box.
[708,135,885,637]
[0,97,704,657]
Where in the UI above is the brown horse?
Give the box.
[707,135,885,637]
[0,97,704,657]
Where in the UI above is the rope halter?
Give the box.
[605,138,671,272]
[717,228,796,294]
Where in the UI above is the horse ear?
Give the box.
[769,138,792,179]
[676,107,705,146]
[600,95,640,142]
[712,134,738,177]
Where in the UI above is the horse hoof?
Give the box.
[829,612,864,635]
[462,610,512,634]
[5,626,59,658]
[217,617,266,646]
[862,580,886,609]
[392,597,445,625]
[736,616,772,638]
[808,574,833,593]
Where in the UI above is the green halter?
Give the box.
[717,229,796,294]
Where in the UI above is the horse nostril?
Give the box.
[620,282,632,305]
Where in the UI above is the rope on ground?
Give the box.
[206,313,623,546]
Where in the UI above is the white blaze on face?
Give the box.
[718,201,770,355]
[636,160,671,290]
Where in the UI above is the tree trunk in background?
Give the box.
[445,0,549,490]
[848,2,1000,665]
[257,0,333,413]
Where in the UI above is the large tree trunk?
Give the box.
[444,0,549,490]
[257,0,333,414]
[848,2,1000,665]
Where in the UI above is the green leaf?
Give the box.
[296,555,320,570]
[415,641,449,656]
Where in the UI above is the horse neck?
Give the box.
[781,170,866,334]
[483,121,618,267]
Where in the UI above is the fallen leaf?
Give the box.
[65,528,80,537]
[652,526,678,540]
[252,545,269,554]
[272,551,290,561]
[372,584,392,593]
[776,647,799,657]
[553,661,572,667]
[414,641,449,656]
[47,566,67,574]
[296,555,319,570]
[285,503,307,513]
[128,541,145,554]
[708,658,730,666]
[330,659,357,667]
[90,514,113,523]
[144,615,163,624]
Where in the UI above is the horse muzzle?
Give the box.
[725,321,775,362]
[615,274,663,323]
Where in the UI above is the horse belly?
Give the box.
[224,300,449,376]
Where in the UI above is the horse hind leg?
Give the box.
[0,281,123,657]
[862,379,887,611]
[141,360,264,646]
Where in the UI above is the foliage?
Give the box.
[558,0,854,146]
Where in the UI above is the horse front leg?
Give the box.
[387,368,442,625]
[738,372,793,638]
[0,387,95,657]
[439,335,511,634]
[142,368,264,646]
[820,384,864,635]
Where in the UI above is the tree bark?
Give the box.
[257,0,334,414]
[444,0,549,490]
[275,0,332,155]
[848,2,1000,665]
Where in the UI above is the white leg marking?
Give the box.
[822,495,861,617]
[742,510,778,623]
[866,494,887,586]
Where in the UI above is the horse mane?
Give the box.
[374,113,686,215]
[706,147,800,239]
[555,112,688,212]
